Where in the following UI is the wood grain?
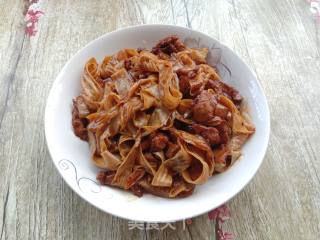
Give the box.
[0,0,319,239]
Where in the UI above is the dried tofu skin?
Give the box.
[71,35,255,198]
[138,51,160,72]
[81,58,104,111]
[111,68,133,97]
[158,62,182,110]
[151,164,173,187]
[163,139,192,172]
[112,137,141,188]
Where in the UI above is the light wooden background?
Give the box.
[1,0,320,239]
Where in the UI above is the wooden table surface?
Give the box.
[1,0,320,239]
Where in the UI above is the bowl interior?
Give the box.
[45,25,270,222]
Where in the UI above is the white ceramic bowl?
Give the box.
[45,24,270,222]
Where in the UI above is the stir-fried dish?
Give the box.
[72,36,255,198]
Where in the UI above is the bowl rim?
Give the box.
[44,23,270,222]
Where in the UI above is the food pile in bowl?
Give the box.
[71,35,255,198]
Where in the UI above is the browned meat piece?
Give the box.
[150,133,169,152]
[152,35,186,55]
[178,75,190,96]
[216,123,231,144]
[96,171,105,183]
[192,90,217,123]
[72,100,88,141]
[192,124,221,145]
[130,184,144,197]
[141,137,151,151]
[108,141,119,154]
[176,67,200,96]
[96,171,116,185]
[207,79,243,105]
[192,90,231,126]
[145,153,161,171]
[165,142,180,158]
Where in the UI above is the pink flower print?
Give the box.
[26,10,43,23]
[25,9,43,37]
[208,204,233,240]
[25,22,37,36]
[216,230,234,240]
[208,204,230,222]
